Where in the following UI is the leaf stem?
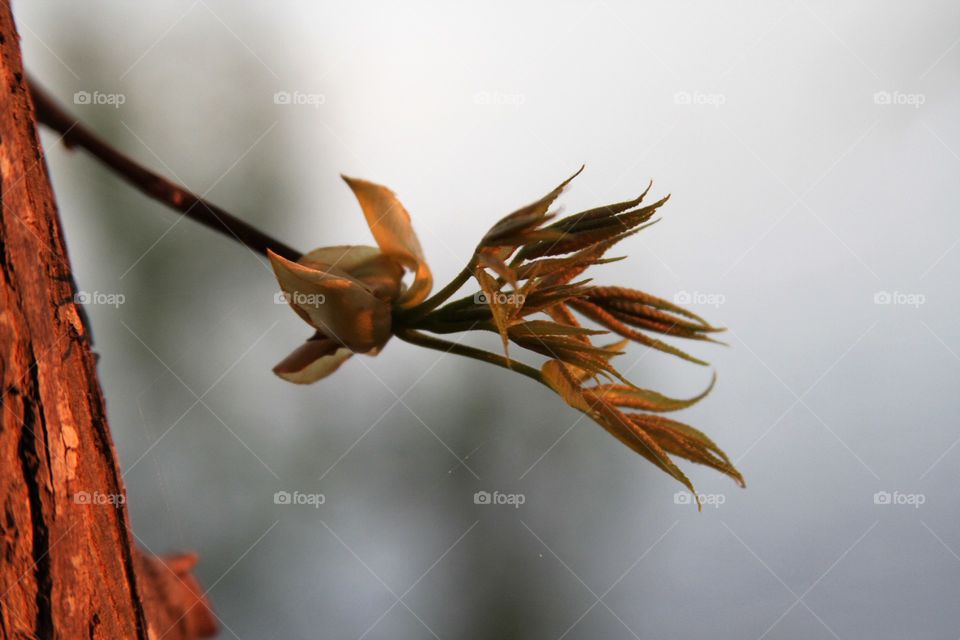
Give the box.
[395,329,544,385]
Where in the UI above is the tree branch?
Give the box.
[27,76,302,261]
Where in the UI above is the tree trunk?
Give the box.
[0,3,216,638]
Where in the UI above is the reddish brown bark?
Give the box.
[0,3,215,638]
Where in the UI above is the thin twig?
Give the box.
[398,265,473,323]
[27,76,301,261]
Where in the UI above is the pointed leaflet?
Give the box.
[516,335,628,382]
[590,372,716,412]
[568,299,709,366]
[547,181,653,232]
[606,309,725,343]
[601,303,721,336]
[477,250,519,289]
[268,250,392,353]
[514,233,630,284]
[543,303,584,332]
[636,414,739,471]
[341,176,433,307]
[584,286,713,326]
[507,320,605,338]
[541,360,700,504]
[518,280,593,315]
[584,391,700,505]
[480,166,584,247]
[474,266,514,357]
[517,195,669,260]
[540,338,630,386]
[630,414,745,487]
[549,192,666,237]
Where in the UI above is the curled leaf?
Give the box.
[274,335,353,384]
[300,245,404,301]
[342,176,433,307]
[268,250,392,353]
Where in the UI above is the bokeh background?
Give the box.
[13,1,960,638]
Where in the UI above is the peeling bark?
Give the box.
[0,3,216,638]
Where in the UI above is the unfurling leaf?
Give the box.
[268,250,392,353]
[517,194,669,260]
[547,181,652,232]
[629,414,745,488]
[271,168,741,502]
[480,166,584,248]
[507,320,606,338]
[342,176,433,307]
[568,298,709,365]
[542,360,701,507]
[273,334,354,384]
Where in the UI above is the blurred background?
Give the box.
[13,1,960,637]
